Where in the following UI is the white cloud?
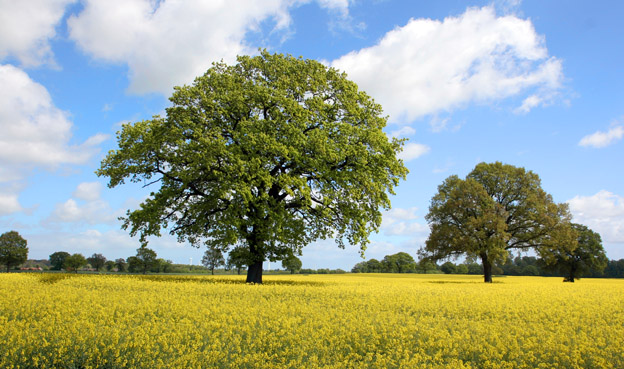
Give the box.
[49,198,119,225]
[0,65,108,213]
[73,182,102,202]
[67,0,352,95]
[515,94,542,114]
[579,125,624,148]
[0,64,106,167]
[317,0,350,15]
[568,190,624,244]
[27,229,141,259]
[0,0,76,66]
[0,192,23,215]
[67,0,291,94]
[47,182,122,225]
[398,143,430,161]
[389,126,416,138]
[331,6,563,122]
[494,0,523,15]
[381,207,430,236]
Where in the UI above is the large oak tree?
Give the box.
[97,51,407,283]
[422,162,574,282]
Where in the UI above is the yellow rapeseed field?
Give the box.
[0,273,622,368]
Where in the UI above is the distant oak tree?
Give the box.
[227,246,249,275]
[202,247,225,275]
[115,258,128,272]
[87,253,107,272]
[381,252,417,273]
[422,162,575,283]
[541,223,608,282]
[97,51,408,283]
[134,247,158,274]
[281,253,302,274]
[64,253,87,273]
[104,260,116,271]
[49,251,70,271]
[0,231,28,272]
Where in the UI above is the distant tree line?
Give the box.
[351,252,624,279]
[13,245,316,275]
[4,229,623,279]
[44,247,227,274]
[352,252,422,273]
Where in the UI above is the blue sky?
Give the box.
[1,0,622,270]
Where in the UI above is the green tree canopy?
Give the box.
[381,252,417,273]
[540,223,608,282]
[0,231,28,272]
[227,246,249,275]
[134,247,157,274]
[152,258,174,273]
[440,261,457,274]
[115,258,127,272]
[49,251,70,271]
[104,260,116,271]
[417,259,438,274]
[281,253,302,274]
[87,253,107,272]
[97,51,408,283]
[126,257,139,273]
[422,162,575,282]
[351,261,368,273]
[202,247,225,275]
[456,264,469,274]
[365,259,382,273]
[64,253,87,273]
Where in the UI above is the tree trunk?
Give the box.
[246,261,263,284]
[566,266,576,282]
[6,264,10,273]
[481,254,493,283]
[211,267,214,275]
[244,224,265,283]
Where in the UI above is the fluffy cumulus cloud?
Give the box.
[331,6,563,122]
[47,182,120,225]
[0,65,108,167]
[579,124,624,148]
[381,207,429,237]
[72,182,102,202]
[28,229,138,259]
[317,0,350,15]
[389,126,416,138]
[0,0,76,66]
[0,192,23,216]
[49,198,118,225]
[0,66,107,214]
[388,127,430,162]
[67,0,350,95]
[398,143,430,162]
[568,190,624,244]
